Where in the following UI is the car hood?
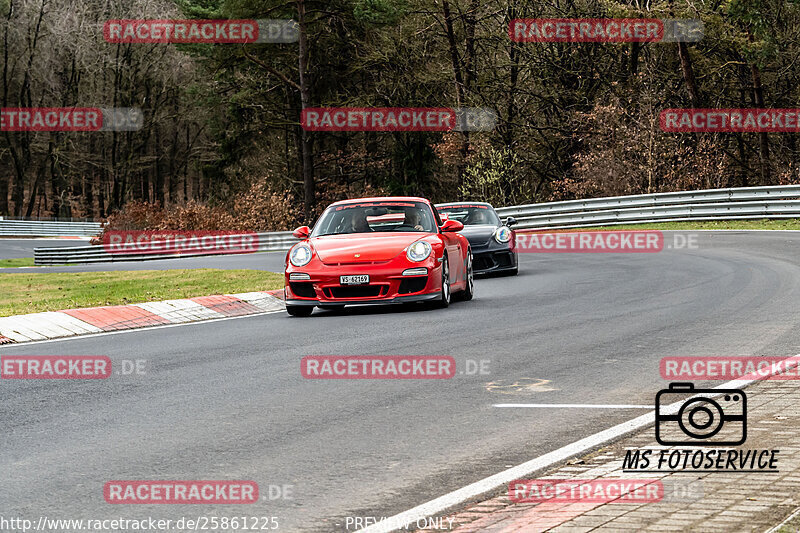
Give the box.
[458,225,498,246]
[309,233,429,264]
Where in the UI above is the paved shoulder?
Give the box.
[416,374,800,533]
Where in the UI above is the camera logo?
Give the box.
[655,382,746,446]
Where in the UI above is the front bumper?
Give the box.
[285,257,442,306]
[469,242,517,273]
[473,250,516,273]
[285,291,441,307]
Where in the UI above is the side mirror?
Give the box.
[292,226,310,239]
[505,216,518,227]
[440,219,464,232]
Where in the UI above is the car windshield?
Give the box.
[437,205,500,226]
[311,201,437,236]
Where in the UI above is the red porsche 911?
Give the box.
[284,197,474,316]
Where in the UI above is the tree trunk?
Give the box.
[669,0,700,108]
[441,0,472,191]
[0,175,8,215]
[629,41,640,76]
[297,0,315,222]
[441,0,464,106]
[750,63,770,184]
[677,42,700,108]
[503,3,519,200]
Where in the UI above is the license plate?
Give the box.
[340,275,369,285]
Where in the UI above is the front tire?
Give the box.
[460,250,474,301]
[435,255,451,308]
[286,305,313,317]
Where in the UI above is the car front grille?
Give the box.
[474,255,494,271]
[399,277,428,294]
[289,282,316,298]
[475,251,514,271]
[326,285,386,299]
[495,252,513,267]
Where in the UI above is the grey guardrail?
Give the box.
[496,185,800,216]
[34,232,297,265]
[504,200,800,230]
[495,185,800,229]
[32,185,800,264]
[0,219,103,237]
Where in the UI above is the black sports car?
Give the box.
[435,202,518,275]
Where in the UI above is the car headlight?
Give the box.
[290,244,313,267]
[494,226,512,244]
[406,240,432,262]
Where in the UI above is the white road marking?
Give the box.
[356,353,800,533]
[494,403,652,409]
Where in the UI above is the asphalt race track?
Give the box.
[0,238,85,259]
[2,231,800,532]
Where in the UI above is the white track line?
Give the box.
[494,404,652,409]
[357,354,800,533]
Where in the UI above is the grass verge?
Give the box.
[0,257,36,268]
[0,269,284,317]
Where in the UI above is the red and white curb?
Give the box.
[0,290,285,344]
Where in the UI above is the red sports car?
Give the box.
[284,197,474,316]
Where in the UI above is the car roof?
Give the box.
[329,196,431,207]
[435,201,494,208]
